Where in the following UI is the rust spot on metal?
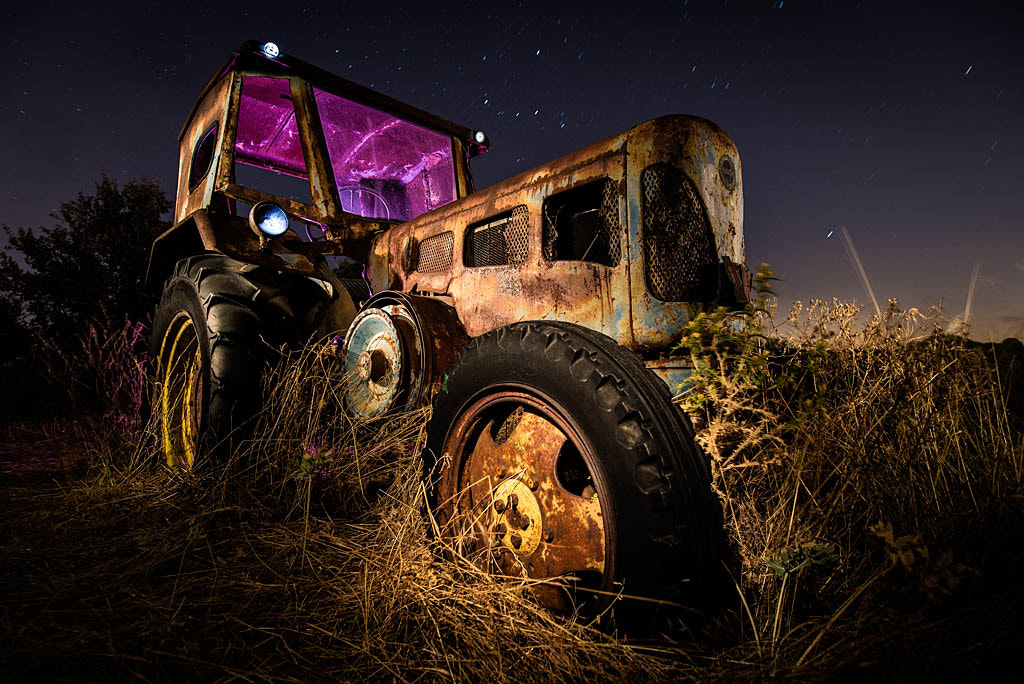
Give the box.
[437,391,607,611]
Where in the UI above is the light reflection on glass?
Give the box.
[315,87,456,222]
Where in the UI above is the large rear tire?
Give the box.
[426,321,720,625]
[150,255,271,468]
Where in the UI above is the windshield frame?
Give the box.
[214,68,471,232]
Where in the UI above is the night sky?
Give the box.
[3,0,1021,338]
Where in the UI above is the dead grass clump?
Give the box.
[678,279,1023,676]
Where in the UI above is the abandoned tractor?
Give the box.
[147,40,750,619]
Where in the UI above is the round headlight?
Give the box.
[473,130,487,144]
[249,202,289,237]
[261,42,280,59]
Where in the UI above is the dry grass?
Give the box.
[678,292,1024,677]
[2,301,1022,682]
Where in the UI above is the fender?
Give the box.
[146,209,325,289]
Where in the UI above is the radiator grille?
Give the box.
[641,163,716,301]
[415,231,454,273]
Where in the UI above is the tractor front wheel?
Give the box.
[426,321,720,623]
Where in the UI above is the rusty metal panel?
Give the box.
[643,357,695,398]
[387,132,636,349]
[212,73,242,201]
[290,78,342,219]
[369,116,745,357]
[625,115,745,350]
[175,75,232,224]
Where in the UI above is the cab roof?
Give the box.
[179,40,488,156]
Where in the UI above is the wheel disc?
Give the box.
[157,311,203,468]
[342,308,406,416]
[441,389,612,612]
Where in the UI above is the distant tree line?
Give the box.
[0,175,170,416]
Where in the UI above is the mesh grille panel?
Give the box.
[416,231,454,273]
[641,163,716,301]
[465,205,530,267]
[468,221,508,266]
[597,179,621,264]
[542,178,620,267]
[506,206,529,265]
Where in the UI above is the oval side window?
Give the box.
[188,122,219,192]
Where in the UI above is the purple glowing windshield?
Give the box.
[315,88,456,222]
[235,77,307,177]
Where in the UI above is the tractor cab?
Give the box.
[149,40,486,291]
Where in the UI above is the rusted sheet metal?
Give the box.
[643,357,696,398]
[290,78,342,220]
[369,132,638,349]
[212,72,242,202]
[175,75,232,224]
[367,115,745,356]
[625,116,746,350]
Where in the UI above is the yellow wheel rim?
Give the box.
[158,312,203,468]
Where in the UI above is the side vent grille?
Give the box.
[464,206,530,267]
[415,231,454,273]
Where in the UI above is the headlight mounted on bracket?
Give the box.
[249,201,290,238]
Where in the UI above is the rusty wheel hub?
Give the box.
[444,391,607,610]
[342,308,405,416]
[490,476,543,555]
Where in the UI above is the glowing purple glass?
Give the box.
[234,77,457,223]
[314,87,456,222]
[235,77,307,177]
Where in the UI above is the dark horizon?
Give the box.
[3,0,1021,338]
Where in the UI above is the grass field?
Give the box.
[2,299,1022,682]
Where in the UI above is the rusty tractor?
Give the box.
[148,40,750,621]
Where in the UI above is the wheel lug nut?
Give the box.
[509,493,519,509]
[519,516,531,530]
[496,467,506,478]
[493,499,506,514]
[510,533,522,549]
[526,477,538,491]
[543,529,554,543]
